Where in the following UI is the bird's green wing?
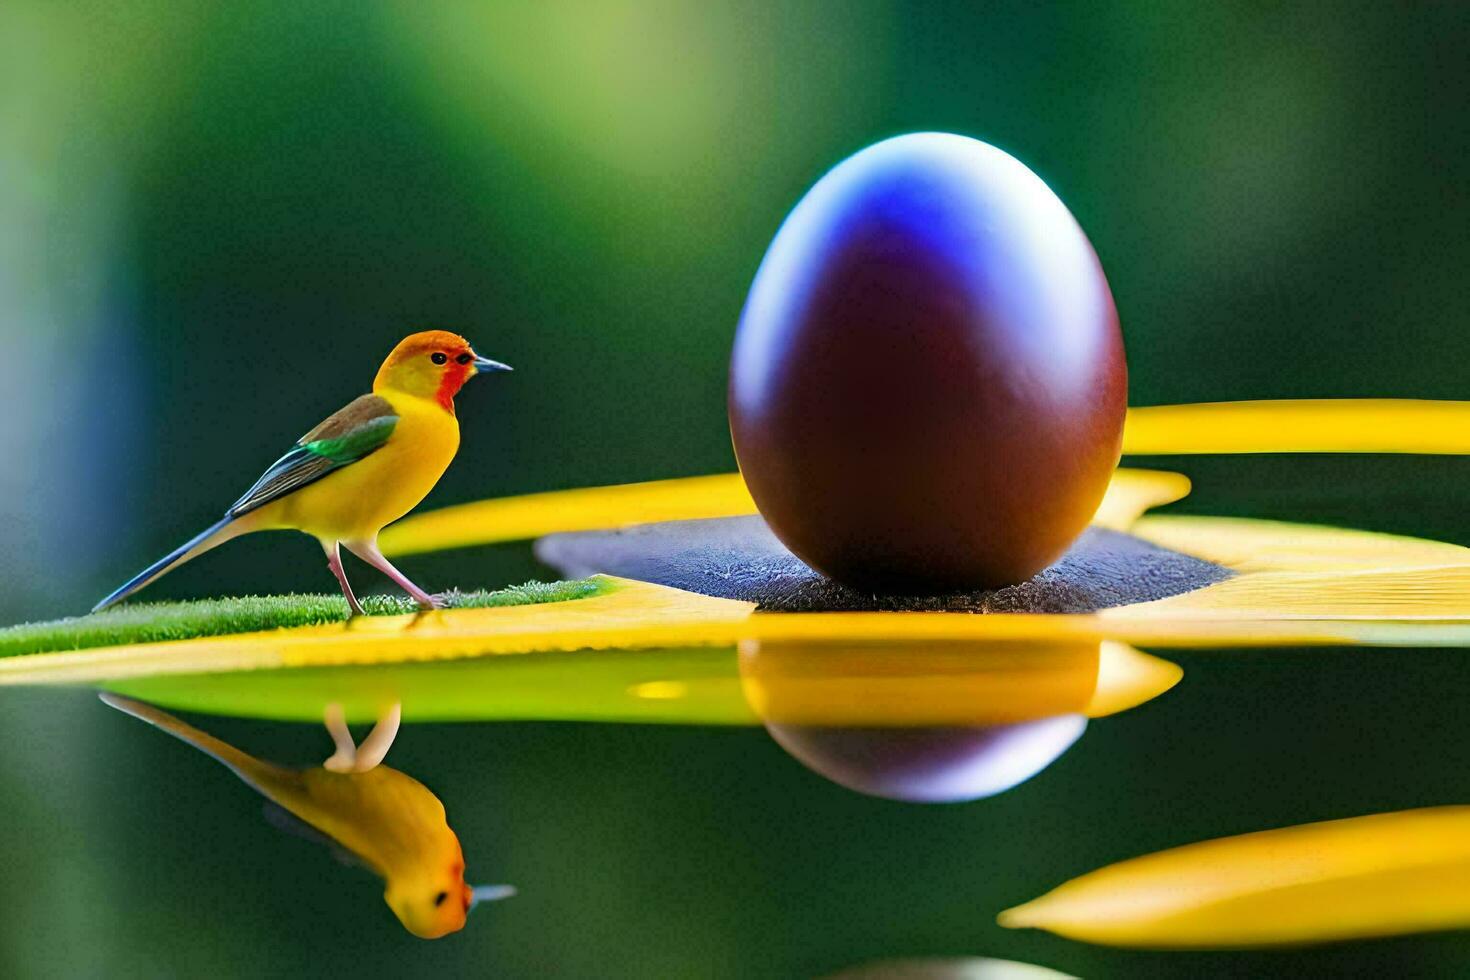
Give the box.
[228,394,398,518]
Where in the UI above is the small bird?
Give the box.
[100,693,516,939]
[94,330,510,615]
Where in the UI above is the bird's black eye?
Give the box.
[430,352,448,365]
[455,353,473,365]
[433,890,449,907]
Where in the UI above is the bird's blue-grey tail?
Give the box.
[92,516,238,613]
[99,693,302,793]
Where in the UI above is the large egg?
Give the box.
[729,133,1126,592]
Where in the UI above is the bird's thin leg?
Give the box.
[351,703,401,772]
[343,539,442,610]
[323,540,365,616]
[322,702,358,772]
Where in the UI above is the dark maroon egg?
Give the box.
[729,133,1126,592]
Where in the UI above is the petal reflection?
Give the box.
[738,639,1179,802]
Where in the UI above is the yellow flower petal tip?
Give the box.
[1090,468,1191,531]
[994,903,1043,930]
[999,805,1470,948]
[1123,399,1470,455]
[1085,642,1182,718]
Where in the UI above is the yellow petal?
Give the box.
[380,473,756,556]
[1087,469,1191,531]
[1113,517,1470,623]
[1122,399,1470,455]
[0,577,755,688]
[1106,564,1470,621]
[1131,515,1470,574]
[999,806,1470,947]
[380,467,1189,557]
[1086,642,1182,717]
[739,609,1470,649]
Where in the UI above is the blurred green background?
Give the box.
[0,2,1465,977]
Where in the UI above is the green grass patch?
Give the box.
[0,578,610,659]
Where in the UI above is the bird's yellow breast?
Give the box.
[297,766,458,875]
[258,391,459,543]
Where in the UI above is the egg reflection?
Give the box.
[738,639,1180,802]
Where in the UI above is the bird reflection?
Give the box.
[738,638,1181,802]
[100,693,513,939]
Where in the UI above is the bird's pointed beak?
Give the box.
[469,884,517,909]
[471,353,513,375]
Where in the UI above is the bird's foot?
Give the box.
[322,703,358,772]
[421,591,454,610]
[321,702,402,773]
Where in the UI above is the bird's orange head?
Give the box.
[373,330,512,412]
[384,847,475,940]
[384,848,517,940]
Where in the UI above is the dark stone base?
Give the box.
[535,515,1230,614]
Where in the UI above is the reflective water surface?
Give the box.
[4,638,1470,977]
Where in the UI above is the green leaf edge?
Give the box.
[0,578,611,659]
